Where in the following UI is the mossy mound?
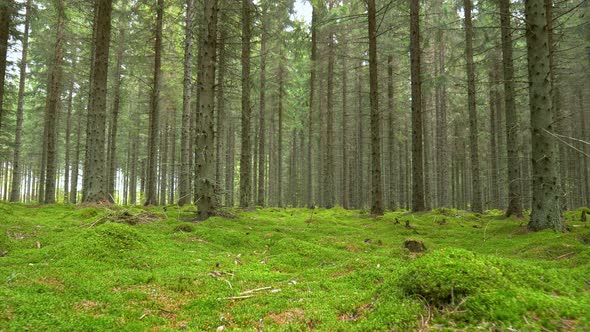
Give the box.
[399,248,503,306]
[54,222,149,263]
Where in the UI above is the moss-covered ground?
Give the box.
[1,203,589,331]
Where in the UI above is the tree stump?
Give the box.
[404,239,426,253]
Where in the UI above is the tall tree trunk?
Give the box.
[107,24,125,202]
[387,55,396,210]
[0,0,12,134]
[239,0,252,208]
[168,107,177,204]
[215,13,227,203]
[63,84,74,203]
[70,96,83,203]
[341,37,349,209]
[225,119,235,206]
[82,0,112,203]
[410,0,425,211]
[43,0,66,204]
[325,11,335,208]
[489,66,499,209]
[499,0,523,217]
[179,0,194,206]
[525,0,562,231]
[257,18,267,206]
[145,0,163,206]
[278,54,284,207]
[435,8,449,208]
[195,0,218,219]
[306,4,317,208]
[10,0,31,202]
[159,112,169,205]
[463,0,482,213]
[367,0,384,215]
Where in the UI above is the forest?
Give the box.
[0,0,589,330]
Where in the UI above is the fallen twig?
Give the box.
[218,295,255,301]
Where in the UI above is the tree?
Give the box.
[256,15,267,206]
[42,0,66,204]
[306,3,317,208]
[525,0,562,231]
[239,0,252,209]
[9,0,32,202]
[367,0,384,215]
[82,0,112,203]
[179,0,195,206]
[0,0,12,135]
[463,0,482,213]
[410,0,425,212]
[144,0,164,206]
[195,0,218,220]
[499,0,523,217]
[107,21,126,202]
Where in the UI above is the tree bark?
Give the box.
[525,0,562,231]
[145,0,163,206]
[43,0,66,204]
[306,4,317,208]
[410,0,425,211]
[179,0,194,206]
[82,0,112,203]
[257,17,267,206]
[195,0,218,219]
[10,0,31,202]
[239,0,252,208]
[499,0,523,217]
[463,0,482,213]
[367,0,384,215]
[0,0,12,134]
[107,23,125,202]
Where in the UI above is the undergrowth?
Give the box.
[1,204,589,331]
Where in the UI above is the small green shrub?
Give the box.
[399,248,504,306]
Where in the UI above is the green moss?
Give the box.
[399,248,504,306]
[0,203,589,331]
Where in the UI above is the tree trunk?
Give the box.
[239,0,252,208]
[0,0,12,134]
[70,95,83,203]
[278,54,285,208]
[499,0,523,217]
[107,24,125,202]
[195,0,218,220]
[145,0,163,206]
[43,0,66,204]
[489,66,499,209]
[325,12,335,209]
[367,0,384,215]
[525,0,562,231]
[257,18,267,206]
[341,36,349,209]
[410,0,425,211]
[10,0,31,202]
[82,0,112,203]
[63,84,74,203]
[179,0,194,206]
[306,4,317,208]
[216,13,227,203]
[463,0,482,213]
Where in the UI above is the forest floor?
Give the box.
[1,204,589,331]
